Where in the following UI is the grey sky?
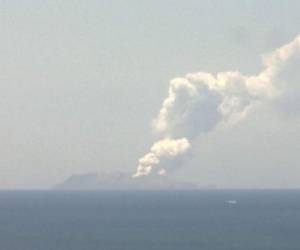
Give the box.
[0,0,299,189]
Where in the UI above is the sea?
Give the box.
[0,190,299,250]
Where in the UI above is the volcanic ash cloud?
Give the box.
[133,35,300,178]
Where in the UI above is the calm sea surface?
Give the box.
[0,190,300,250]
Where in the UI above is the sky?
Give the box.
[0,0,299,189]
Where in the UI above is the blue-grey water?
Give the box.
[0,190,300,250]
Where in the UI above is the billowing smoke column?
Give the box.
[133,138,190,177]
[133,35,300,178]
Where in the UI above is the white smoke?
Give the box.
[133,35,300,178]
[133,138,190,177]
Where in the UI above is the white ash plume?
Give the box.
[133,35,300,178]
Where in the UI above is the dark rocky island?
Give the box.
[54,172,199,190]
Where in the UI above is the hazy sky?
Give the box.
[0,0,299,189]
